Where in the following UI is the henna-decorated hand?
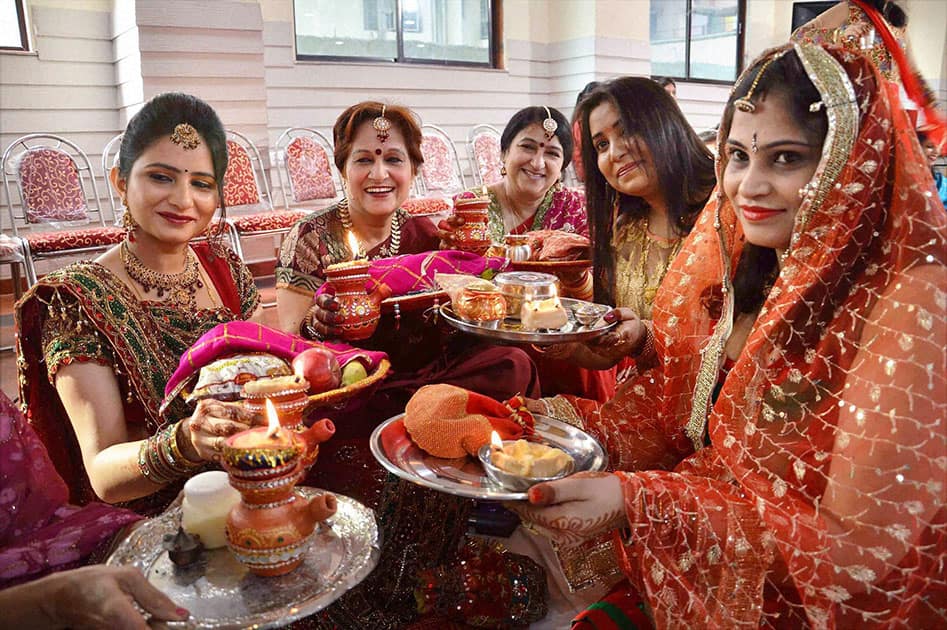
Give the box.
[436,214,465,249]
[304,289,343,340]
[584,308,647,364]
[181,399,260,462]
[506,471,627,548]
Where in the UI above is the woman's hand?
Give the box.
[584,308,647,364]
[507,472,627,547]
[531,342,578,361]
[0,565,188,630]
[436,214,465,249]
[303,292,343,340]
[181,399,260,462]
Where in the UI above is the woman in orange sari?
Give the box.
[516,41,946,628]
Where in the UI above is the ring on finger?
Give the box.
[214,436,225,452]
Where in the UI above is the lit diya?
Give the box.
[322,232,381,341]
[520,286,568,331]
[222,401,337,577]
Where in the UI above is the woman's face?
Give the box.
[502,122,564,199]
[342,120,414,220]
[111,136,219,247]
[921,138,940,166]
[589,100,659,201]
[723,92,823,251]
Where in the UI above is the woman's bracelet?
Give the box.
[631,321,655,361]
[137,421,202,485]
[558,269,593,301]
[538,395,583,428]
[301,305,325,340]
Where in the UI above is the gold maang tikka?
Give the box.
[170,123,201,150]
[373,104,391,143]
[733,52,784,113]
[541,106,558,140]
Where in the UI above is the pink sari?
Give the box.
[0,391,140,588]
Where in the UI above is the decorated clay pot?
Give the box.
[455,287,506,327]
[324,260,381,341]
[242,384,309,431]
[221,422,337,577]
[452,197,491,254]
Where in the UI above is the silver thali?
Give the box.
[439,297,615,346]
[370,413,608,501]
[106,489,379,629]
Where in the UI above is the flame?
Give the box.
[346,231,361,260]
[490,430,503,450]
[264,399,281,438]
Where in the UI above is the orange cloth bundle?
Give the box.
[403,384,535,458]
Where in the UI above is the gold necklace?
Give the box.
[120,240,203,311]
[617,218,682,317]
[338,197,401,256]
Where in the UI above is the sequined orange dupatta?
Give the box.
[612,43,946,628]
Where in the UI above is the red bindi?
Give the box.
[375,149,382,155]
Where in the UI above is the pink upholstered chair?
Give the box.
[2,134,122,287]
[466,124,503,187]
[418,124,466,196]
[224,130,306,259]
[274,128,339,211]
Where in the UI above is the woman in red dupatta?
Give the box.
[515,41,946,628]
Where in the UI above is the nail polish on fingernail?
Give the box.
[604,312,617,322]
[176,608,190,618]
[528,485,547,504]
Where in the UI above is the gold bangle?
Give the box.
[167,421,202,469]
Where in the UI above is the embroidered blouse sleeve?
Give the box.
[276,211,342,296]
[40,292,114,383]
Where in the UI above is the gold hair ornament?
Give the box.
[542,106,558,140]
[373,104,391,143]
[170,123,201,150]
[733,52,785,113]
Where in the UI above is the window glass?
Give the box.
[690,0,740,81]
[650,0,742,83]
[1,0,28,51]
[402,0,491,65]
[294,0,398,60]
[650,0,687,79]
[294,0,492,66]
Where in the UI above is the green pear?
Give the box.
[341,361,368,386]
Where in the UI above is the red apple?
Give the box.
[292,346,341,393]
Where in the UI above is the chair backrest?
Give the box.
[2,133,105,236]
[223,130,273,211]
[101,132,123,223]
[466,124,503,187]
[419,124,466,196]
[274,127,339,210]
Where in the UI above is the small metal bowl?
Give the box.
[477,442,574,492]
[572,302,609,327]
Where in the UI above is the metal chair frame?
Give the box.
[2,133,114,286]
[465,123,502,188]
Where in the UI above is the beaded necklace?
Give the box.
[120,240,203,311]
[337,197,402,257]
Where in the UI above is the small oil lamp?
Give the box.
[222,400,337,577]
[323,231,380,341]
[520,285,568,331]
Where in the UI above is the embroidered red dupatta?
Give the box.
[601,43,946,628]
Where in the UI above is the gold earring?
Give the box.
[121,210,139,242]
[500,166,507,176]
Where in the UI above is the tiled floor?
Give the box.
[0,276,280,402]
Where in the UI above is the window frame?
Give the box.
[294,0,499,68]
[653,0,746,86]
[1,0,30,52]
